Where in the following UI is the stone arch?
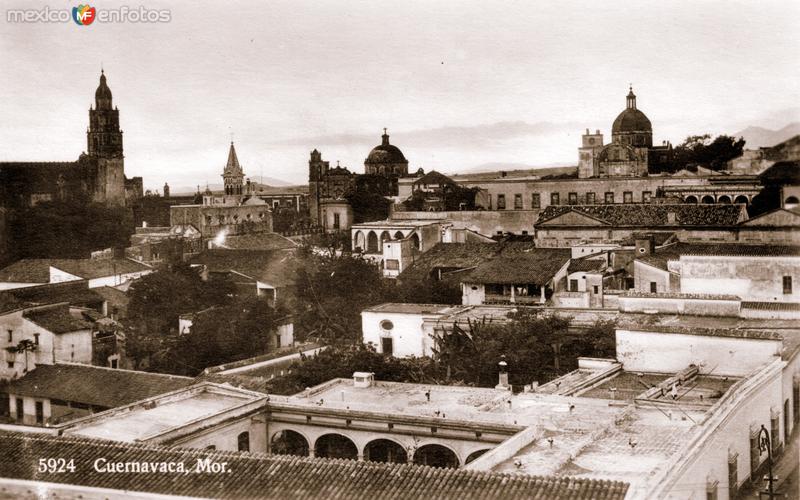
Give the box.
[701,195,715,204]
[380,231,392,248]
[270,430,309,457]
[364,439,408,464]
[786,196,799,207]
[734,195,749,205]
[717,195,732,204]
[685,195,698,204]
[412,443,459,468]
[367,231,379,253]
[410,232,421,251]
[393,231,404,240]
[465,449,491,464]
[354,231,365,251]
[315,433,358,460]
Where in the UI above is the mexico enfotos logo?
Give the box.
[6,4,171,24]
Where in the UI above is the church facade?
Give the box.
[170,143,272,238]
[578,87,672,179]
[308,129,407,230]
[0,71,142,209]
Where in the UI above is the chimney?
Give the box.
[585,128,590,135]
[496,356,510,391]
[635,235,655,256]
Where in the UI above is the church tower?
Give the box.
[222,142,245,196]
[86,70,126,206]
[87,70,123,158]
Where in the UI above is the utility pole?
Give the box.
[758,424,781,499]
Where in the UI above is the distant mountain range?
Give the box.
[731,122,800,149]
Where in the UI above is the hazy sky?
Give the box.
[1,0,798,190]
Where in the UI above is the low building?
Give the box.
[5,363,193,425]
[178,306,294,349]
[737,207,800,244]
[630,241,800,303]
[461,249,571,305]
[0,302,117,380]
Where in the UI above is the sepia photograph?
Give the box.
[0,1,799,498]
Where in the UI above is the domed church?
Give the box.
[578,87,672,179]
[364,128,409,176]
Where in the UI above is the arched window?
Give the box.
[238,431,250,452]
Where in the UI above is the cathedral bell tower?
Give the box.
[87,70,123,158]
[222,142,245,196]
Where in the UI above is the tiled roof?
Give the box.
[536,204,746,227]
[22,304,95,333]
[398,242,498,282]
[50,258,152,279]
[0,258,152,283]
[568,258,606,274]
[7,281,105,308]
[217,232,298,251]
[649,242,800,263]
[621,291,740,300]
[190,249,298,288]
[465,249,571,285]
[0,432,630,500]
[412,170,457,186]
[616,323,782,341]
[4,364,193,409]
[0,259,50,283]
[742,301,800,311]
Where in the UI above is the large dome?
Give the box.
[365,130,407,165]
[612,108,652,134]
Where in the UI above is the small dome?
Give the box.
[612,108,652,134]
[365,129,407,165]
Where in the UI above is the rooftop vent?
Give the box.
[353,372,374,388]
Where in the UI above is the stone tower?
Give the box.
[222,142,244,196]
[87,70,125,205]
[308,149,329,225]
[88,70,123,158]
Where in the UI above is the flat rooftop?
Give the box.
[351,219,442,228]
[63,383,265,443]
[362,303,459,315]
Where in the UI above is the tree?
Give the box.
[7,339,38,373]
[9,198,134,260]
[123,263,236,370]
[432,311,572,387]
[295,249,389,345]
[660,134,746,173]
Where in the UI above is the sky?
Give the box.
[0,0,798,191]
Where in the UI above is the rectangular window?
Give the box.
[15,398,23,421]
[487,194,492,210]
[33,333,39,345]
[568,192,578,205]
[381,337,394,356]
[7,361,13,369]
[643,191,652,203]
[497,194,506,210]
[7,330,11,342]
[35,401,44,425]
[550,193,560,206]
[783,276,792,294]
[514,193,523,210]
[605,192,614,204]
[650,282,658,293]
[623,191,633,204]
[569,279,579,292]
[531,193,541,209]
[385,259,399,270]
[333,213,340,230]
[586,192,596,204]
[593,285,599,294]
